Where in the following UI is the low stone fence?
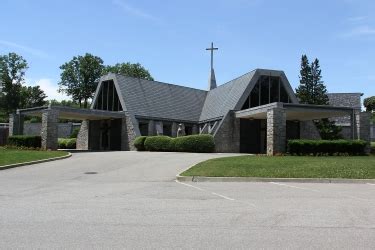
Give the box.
[24,122,81,138]
[371,124,375,142]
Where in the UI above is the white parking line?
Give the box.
[175,180,236,201]
[367,183,375,186]
[175,180,204,191]
[211,192,235,201]
[269,182,320,192]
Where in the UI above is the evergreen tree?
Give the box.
[295,55,341,140]
[295,55,312,104]
[310,59,329,105]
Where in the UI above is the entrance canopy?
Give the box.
[17,106,125,120]
[235,102,354,121]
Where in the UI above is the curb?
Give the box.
[176,175,375,184]
[0,153,72,171]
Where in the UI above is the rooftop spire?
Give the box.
[206,42,218,90]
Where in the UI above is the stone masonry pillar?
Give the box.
[148,120,155,136]
[9,113,24,136]
[267,108,286,156]
[359,112,371,154]
[121,115,137,151]
[41,109,59,150]
[76,120,89,150]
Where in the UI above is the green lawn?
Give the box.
[181,155,375,179]
[0,148,68,166]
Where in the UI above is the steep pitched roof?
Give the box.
[199,70,256,121]
[95,69,298,123]
[112,74,207,122]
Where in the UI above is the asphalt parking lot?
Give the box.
[0,151,374,249]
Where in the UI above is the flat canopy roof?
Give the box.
[235,102,354,121]
[17,106,125,120]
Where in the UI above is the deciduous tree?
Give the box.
[0,52,28,115]
[103,62,154,81]
[58,53,104,108]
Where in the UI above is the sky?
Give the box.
[0,0,374,102]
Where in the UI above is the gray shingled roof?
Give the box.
[96,69,296,123]
[114,74,207,122]
[199,70,256,121]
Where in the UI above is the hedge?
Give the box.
[134,136,147,151]
[8,135,41,148]
[137,134,215,153]
[58,138,77,149]
[174,134,215,153]
[144,136,173,152]
[288,139,368,156]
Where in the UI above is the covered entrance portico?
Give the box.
[8,105,133,151]
[235,102,371,155]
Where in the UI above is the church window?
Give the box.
[241,75,292,110]
[93,80,123,111]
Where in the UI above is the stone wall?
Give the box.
[41,109,59,150]
[300,121,321,140]
[339,126,352,140]
[266,108,286,155]
[213,111,240,153]
[23,122,80,138]
[76,120,89,150]
[371,123,375,142]
[121,114,138,151]
[359,112,371,153]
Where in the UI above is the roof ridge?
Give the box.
[114,73,207,92]
[212,69,256,90]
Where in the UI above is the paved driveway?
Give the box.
[0,152,374,249]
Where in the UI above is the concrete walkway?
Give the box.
[0,152,374,249]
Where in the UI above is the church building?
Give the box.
[9,45,371,155]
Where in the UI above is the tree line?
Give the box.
[0,52,153,121]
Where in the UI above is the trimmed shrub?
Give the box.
[138,135,216,153]
[134,136,147,151]
[70,127,80,138]
[288,139,367,156]
[174,134,215,153]
[58,138,76,149]
[144,136,173,152]
[8,135,41,148]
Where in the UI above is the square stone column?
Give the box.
[359,112,371,154]
[121,115,137,151]
[41,109,59,150]
[9,113,24,136]
[350,110,361,139]
[148,120,155,136]
[267,108,286,156]
[76,120,89,150]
